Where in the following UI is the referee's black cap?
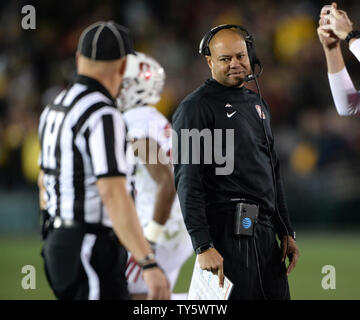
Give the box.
[77,21,135,61]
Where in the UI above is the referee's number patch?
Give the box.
[42,110,65,170]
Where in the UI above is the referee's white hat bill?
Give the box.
[77,21,135,61]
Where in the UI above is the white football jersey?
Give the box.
[123,106,185,244]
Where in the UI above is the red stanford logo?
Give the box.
[138,62,151,80]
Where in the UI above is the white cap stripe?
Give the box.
[106,21,125,57]
[77,21,104,54]
[91,23,106,60]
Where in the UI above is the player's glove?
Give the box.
[144,220,165,244]
[126,254,142,282]
[144,220,165,254]
[126,251,158,283]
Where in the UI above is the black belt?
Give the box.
[256,212,274,229]
[50,216,113,234]
[206,201,275,229]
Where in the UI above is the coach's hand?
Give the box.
[281,236,300,275]
[198,248,224,288]
[143,267,171,300]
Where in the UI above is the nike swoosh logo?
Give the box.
[227,111,236,118]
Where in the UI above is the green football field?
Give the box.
[0,231,359,300]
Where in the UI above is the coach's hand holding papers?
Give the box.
[198,247,224,288]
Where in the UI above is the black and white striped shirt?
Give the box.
[38,75,129,227]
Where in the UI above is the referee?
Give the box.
[38,21,170,300]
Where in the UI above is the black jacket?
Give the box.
[172,78,294,251]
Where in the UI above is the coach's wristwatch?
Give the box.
[290,231,296,241]
[195,242,214,255]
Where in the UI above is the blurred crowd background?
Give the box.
[1,0,360,234]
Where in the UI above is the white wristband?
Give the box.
[144,220,165,243]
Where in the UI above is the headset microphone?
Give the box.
[244,62,263,83]
[244,74,255,82]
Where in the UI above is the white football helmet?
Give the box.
[117,52,166,111]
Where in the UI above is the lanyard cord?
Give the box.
[253,75,289,300]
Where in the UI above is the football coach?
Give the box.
[172,25,299,300]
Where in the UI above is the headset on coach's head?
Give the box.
[198,24,263,81]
